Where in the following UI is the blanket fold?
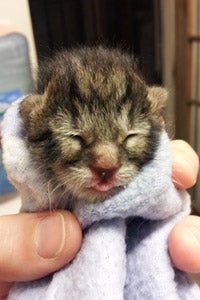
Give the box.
[2,98,200,299]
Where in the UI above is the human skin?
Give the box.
[169,140,200,272]
[0,140,199,297]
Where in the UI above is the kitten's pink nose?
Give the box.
[92,166,118,180]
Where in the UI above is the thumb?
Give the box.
[171,140,199,189]
[169,215,200,273]
[0,210,82,283]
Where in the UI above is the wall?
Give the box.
[0,0,37,69]
[160,0,175,135]
[0,0,36,213]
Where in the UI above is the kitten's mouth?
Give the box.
[93,181,114,192]
[83,175,128,201]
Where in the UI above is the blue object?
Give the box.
[0,148,14,194]
[0,89,21,120]
[0,33,33,195]
[0,89,22,194]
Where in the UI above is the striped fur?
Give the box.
[19,46,166,204]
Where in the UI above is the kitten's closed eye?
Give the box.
[123,132,139,143]
[123,133,139,150]
[60,134,84,164]
[122,131,148,157]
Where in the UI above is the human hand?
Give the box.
[169,140,200,273]
[0,211,82,298]
[171,140,199,189]
[0,140,199,297]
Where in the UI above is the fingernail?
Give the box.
[35,213,66,259]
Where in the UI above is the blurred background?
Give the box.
[0,0,199,212]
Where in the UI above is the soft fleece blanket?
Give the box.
[2,97,200,299]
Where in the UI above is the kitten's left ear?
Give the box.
[147,86,168,126]
[148,86,168,113]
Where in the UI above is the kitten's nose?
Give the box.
[92,166,118,180]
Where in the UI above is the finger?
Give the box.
[0,210,82,283]
[0,282,13,299]
[0,282,14,298]
[168,215,200,273]
[171,140,199,189]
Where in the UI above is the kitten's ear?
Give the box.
[147,87,168,126]
[147,86,168,113]
[19,95,48,140]
[20,94,45,122]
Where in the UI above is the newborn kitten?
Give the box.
[20,46,167,204]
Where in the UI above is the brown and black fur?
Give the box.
[20,46,167,203]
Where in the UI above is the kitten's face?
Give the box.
[20,47,166,203]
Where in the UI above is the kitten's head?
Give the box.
[20,46,167,202]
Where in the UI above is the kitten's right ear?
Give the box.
[20,95,45,123]
[19,94,48,139]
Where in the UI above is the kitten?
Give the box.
[19,46,167,204]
